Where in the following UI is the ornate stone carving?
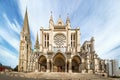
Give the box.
[54,34,66,46]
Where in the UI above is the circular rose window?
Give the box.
[54,34,66,46]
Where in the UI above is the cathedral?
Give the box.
[18,10,107,74]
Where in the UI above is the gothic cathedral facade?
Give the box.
[18,10,107,74]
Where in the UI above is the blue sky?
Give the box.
[0,0,120,68]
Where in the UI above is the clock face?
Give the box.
[54,34,66,46]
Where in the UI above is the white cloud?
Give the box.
[3,13,21,34]
[18,0,28,18]
[79,1,120,59]
[0,46,18,68]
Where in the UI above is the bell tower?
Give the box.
[18,9,32,72]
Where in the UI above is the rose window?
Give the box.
[54,34,66,46]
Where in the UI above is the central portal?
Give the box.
[53,53,65,72]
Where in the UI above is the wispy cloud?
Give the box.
[0,0,22,68]
[0,45,18,68]
[0,13,20,51]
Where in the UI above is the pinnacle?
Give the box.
[22,9,30,34]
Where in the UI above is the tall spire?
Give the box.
[22,9,30,34]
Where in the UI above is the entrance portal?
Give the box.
[72,56,81,72]
[53,53,65,72]
[38,55,47,72]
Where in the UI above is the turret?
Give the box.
[90,37,95,52]
[66,13,71,29]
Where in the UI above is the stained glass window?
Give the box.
[54,34,66,46]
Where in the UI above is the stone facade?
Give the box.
[18,10,107,74]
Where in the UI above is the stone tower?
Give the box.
[18,10,32,72]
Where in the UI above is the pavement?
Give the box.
[0,72,119,80]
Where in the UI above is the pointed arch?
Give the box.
[53,52,66,61]
[52,52,66,72]
[38,55,46,62]
[72,55,81,72]
[38,55,47,72]
[72,55,81,63]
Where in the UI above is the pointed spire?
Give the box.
[22,9,30,34]
[49,11,54,29]
[66,13,70,23]
[35,32,39,49]
[36,32,39,44]
[49,11,54,24]
[50,11,53,20]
